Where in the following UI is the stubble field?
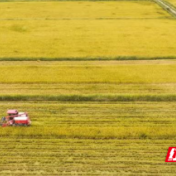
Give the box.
[1,100,176,175]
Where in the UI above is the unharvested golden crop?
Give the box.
[1,19,176,58]
[0,1,169,19]
[1,64,176,83]
[0,1,174,59]
[0,1,175,175]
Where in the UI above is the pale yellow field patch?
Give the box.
[0,1,170,19]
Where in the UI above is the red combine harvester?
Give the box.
[0,109,31,127]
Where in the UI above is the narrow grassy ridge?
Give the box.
[0,56,176,61]
[2,94,176,101]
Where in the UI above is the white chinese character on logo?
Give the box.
[168,148,176,161]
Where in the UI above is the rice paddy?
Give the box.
[2,19,176,59]
[1,60,176,174]
[0,1,175,59]
[0,1,168,19]
[1,0,176,175]
[1,138,175,176]
[1,101,176,175]
[1,62,176,83]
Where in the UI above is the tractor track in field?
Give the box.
[154,0,176,18]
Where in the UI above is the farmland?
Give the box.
[1,0,176,175]
[1,101,176,175]
[0,1,176,59]
[1,61,176,175]
[1,138,175,175]
[2,61,176,83]
[0,1,168,19]
[2,19,176,59]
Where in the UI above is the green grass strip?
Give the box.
[2,94,176,101]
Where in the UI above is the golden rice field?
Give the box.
[1,61,176,83]
[1,0,176,175]
[1,60,176,175]
[1,19,176,59]
[0,1,168,19]
[0,1,175,59]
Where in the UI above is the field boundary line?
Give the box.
[0,0,151,2]
[0,56,176,61]
[1,94,176,101]
[154,0,176,18]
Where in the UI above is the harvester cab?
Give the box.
[1,109,31,127]
[7,109,18,119]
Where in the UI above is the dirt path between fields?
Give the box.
[0,60,176,66]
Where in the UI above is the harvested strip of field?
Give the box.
[1,101,176,176]
[0,1,169,19]
[0,138,175,175]
[1,64,176,83]
[1,101,176,174]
